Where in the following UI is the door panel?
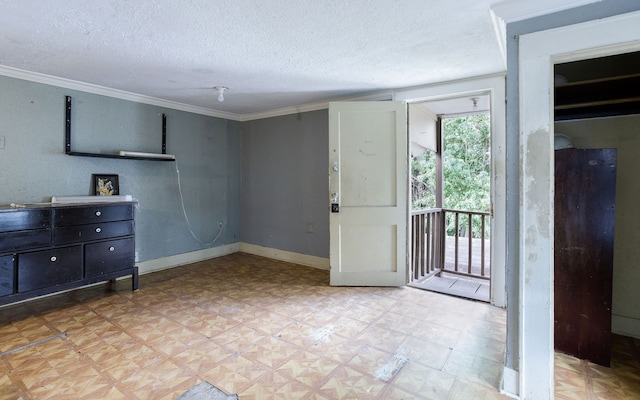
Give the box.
[339,111,398,207]
[340,224,397,272]
[329,101,408,286]
[554,148,616,367]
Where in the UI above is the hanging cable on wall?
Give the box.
[174,159,224,245]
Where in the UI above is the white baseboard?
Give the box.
[136,242,329,275]
[500,366,519,399]
[239,242,330,270]
[136,243,240,275]
[612,314,640,339]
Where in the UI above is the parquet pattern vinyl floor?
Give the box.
[0,252,636,399]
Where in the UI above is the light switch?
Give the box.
[0,136,4,149]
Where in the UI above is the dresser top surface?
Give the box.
[0,201,137,213]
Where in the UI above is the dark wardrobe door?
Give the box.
[554,148,616,367]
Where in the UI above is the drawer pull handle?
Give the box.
[109,246,115,252]
[96,211,102,217]
[50,256,57,262]
[95,227,102,233]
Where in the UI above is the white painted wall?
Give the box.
[409,104,438,156]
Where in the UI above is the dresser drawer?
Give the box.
[85,237,134,278]
[0,255,14,296]
[0,229,51,253]
[54,220,134,245]
[18,246,83,292]
[54,204,133,226]
[0,209,50,233]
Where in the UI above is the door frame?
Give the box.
[518,10,640,399]
[395,74,507,308]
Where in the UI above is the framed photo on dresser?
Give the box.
[93,174,119,196]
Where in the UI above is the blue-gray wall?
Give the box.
[0,75,241,262]
[240,110,329,258]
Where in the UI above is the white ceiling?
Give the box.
[0,1,600,117]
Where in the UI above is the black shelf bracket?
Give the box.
[65,96,72,155]
[64,95,174,161]
[162,113,167,155]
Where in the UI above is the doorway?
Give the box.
[553,50,640,371]
[393,74,506,308]
[517,10,640,398]
[408,95,493,302]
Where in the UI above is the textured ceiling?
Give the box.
[0,1,596,116]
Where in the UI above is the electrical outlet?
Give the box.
[307,223,314,233]
[134,251,139,262]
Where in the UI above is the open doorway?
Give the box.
[516,11,640,396]
[408,94,492,302]
[553,49,640,385]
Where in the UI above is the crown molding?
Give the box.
[0,64,390,122]
[490,0,602,23]
[239,90,393,121]
[0,65,243,121]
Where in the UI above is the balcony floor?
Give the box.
[409,272,490,302]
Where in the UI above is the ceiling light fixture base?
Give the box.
[214,86,228,102]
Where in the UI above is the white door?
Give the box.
[329,101,408,286]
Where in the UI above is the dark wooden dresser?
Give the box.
[0,201,138,306]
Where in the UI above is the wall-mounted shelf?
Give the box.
[65,96,175,161]
[555,73,640,121]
